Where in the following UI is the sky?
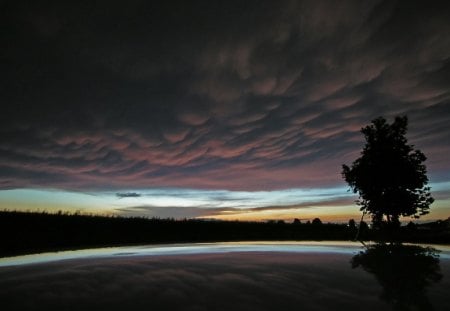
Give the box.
[1,0,449,222]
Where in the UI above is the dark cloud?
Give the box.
[1,0,449,191]
[116,192,141,199]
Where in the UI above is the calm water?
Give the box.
[1,242,449,310]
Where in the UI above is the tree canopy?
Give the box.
[342,116,433,229]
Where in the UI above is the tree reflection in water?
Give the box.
[351,244,442,311]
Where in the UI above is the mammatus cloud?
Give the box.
[0,1,449,191]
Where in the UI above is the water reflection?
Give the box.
[1,243,448,311]
[351,244,442,311]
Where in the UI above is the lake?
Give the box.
[1,242,449,310]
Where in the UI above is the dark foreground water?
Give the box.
[1,242,449,311]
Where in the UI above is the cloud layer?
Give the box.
[1,0,450,191]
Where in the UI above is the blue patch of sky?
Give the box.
[0,187,351,211]
[102,187,353,209]
[0,181,448,214]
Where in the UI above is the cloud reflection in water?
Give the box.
[0,243,448,311]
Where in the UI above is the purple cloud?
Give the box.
[0,1,449,191]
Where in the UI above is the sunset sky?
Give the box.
[1,0,449,222]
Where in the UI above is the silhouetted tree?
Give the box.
[359,221,369,231]
[342,116,433,233]
[292,218,301,225]
[356,220,370,241]
[348,219,357,239]
[348,219,356,229]
[406,221,417,230]
[311,218,322,226]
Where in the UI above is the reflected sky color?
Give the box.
[2,241,449,267]
[1,242,449,311]
[0,241,363,267]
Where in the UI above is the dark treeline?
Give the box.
[355,219,450,245]
[1,211,449,257]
